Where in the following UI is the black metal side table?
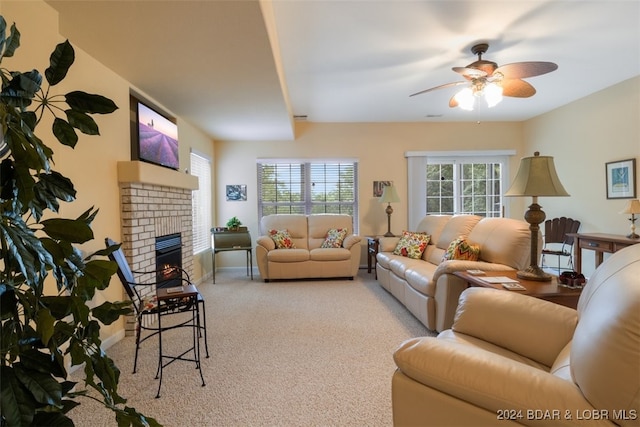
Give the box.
[367,236,380,279]
[211,227,253,283]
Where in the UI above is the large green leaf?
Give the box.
[0,19,21,60]
[66,91,118,114]
[40,217,94,243]
[0,69,42,108]
[0,365,36,426]
[92,301,132,325]
[33,170,77,211]
[65,109,99,135]
[14,363,62,406]
[45,40,74,86]
[36,307,56,346]
[52,117,78,148]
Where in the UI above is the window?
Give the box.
[406,151,514,229]
[426,161,502,216]
[191,151,211,254]
[257,160,359,231]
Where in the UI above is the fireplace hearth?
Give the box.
[155,233,182,288]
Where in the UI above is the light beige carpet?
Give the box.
[69,269,432,426]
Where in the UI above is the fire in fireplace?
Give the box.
[155,233,182,288]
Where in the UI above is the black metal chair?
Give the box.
[540,217,581,273]
[106,238,209,376]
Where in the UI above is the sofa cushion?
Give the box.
[269,229,296,249]
[443,237,480,261]
[434,215,482,250]
[415,215,451,246]
[260,214,309,249]
[267,248,310,262]
[320,228,348,248]
[389,256,425,278]
[404,263,438,296]
[393,231,431,259]
[308,214,353,250]
[467,217,531,269]
[309,247,351,261]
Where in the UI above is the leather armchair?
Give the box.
[392,244,640,426]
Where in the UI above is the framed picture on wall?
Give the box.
[373,181,392,197]
[605,159,636,199]
[226,185,247,201]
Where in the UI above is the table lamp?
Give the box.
[619,199,640,239]
[505,152,569,281]
[379,185,400,237]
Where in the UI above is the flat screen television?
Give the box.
[130,95,179,170]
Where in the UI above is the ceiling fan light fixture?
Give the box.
[454,87,475,111]
[484,82,503,108]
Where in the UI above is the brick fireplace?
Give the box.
[117,161,198,335]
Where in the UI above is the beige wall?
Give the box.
[523,76,640,275]
[214,122,525,268]
[2,1,215,344]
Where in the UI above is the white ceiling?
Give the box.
[46,0,640,141]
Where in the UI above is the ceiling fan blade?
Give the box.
[410,81,467,97]
[495,61,558,79]
[501,79,536,98]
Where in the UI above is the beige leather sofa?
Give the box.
[392,243,640,427]
[376,215,533,332]
[256,214,361,281]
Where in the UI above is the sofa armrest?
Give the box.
[452,288,578,367]
[432,259,514,283]
[256,235,276,251]
[342,234,362,249]
[393,337,597,427]
[378,236,400,252]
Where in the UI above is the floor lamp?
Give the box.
[380,185,400,237]
[505,152,569,281]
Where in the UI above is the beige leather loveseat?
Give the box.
[392,243,640,427]
[256,214,361,281]
[376,214,533,332]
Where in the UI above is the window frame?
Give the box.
[257,159,359,233]
[190,150,212,255]
[406,150,514,229]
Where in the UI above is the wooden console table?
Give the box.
[211,228,252,283]
[568,233,639,273]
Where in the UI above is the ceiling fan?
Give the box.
[410,43,558,110]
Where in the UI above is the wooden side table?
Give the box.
[568,233,639,272]
[367,236,380,278]
[453,270,582,309]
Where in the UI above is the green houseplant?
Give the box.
[226,216,242,231]
[0,18,159,426]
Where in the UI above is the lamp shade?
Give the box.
[620,199,640,214]
[505,152,569,197]
[379,185,400,203]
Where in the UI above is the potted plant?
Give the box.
[0,18,159,426]
[226,216,242,231]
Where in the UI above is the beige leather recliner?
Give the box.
[392,243,640,427]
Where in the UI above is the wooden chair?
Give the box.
[106,238,209,375]
[540,217,581,273]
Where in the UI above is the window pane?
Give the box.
[191,152,211,254]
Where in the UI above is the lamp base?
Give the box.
[627,233,640,239]
[516,265,553,282]
[384,232,395,237]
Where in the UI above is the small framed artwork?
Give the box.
[226,184,247,201]
[605,159,636,199]
[373,181,392,197]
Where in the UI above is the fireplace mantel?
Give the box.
[117,161,198,190]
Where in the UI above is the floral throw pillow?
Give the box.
[269,229,296,249]
[393,231,431,259]
[321,228,348,248]
[443,236,480,261]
